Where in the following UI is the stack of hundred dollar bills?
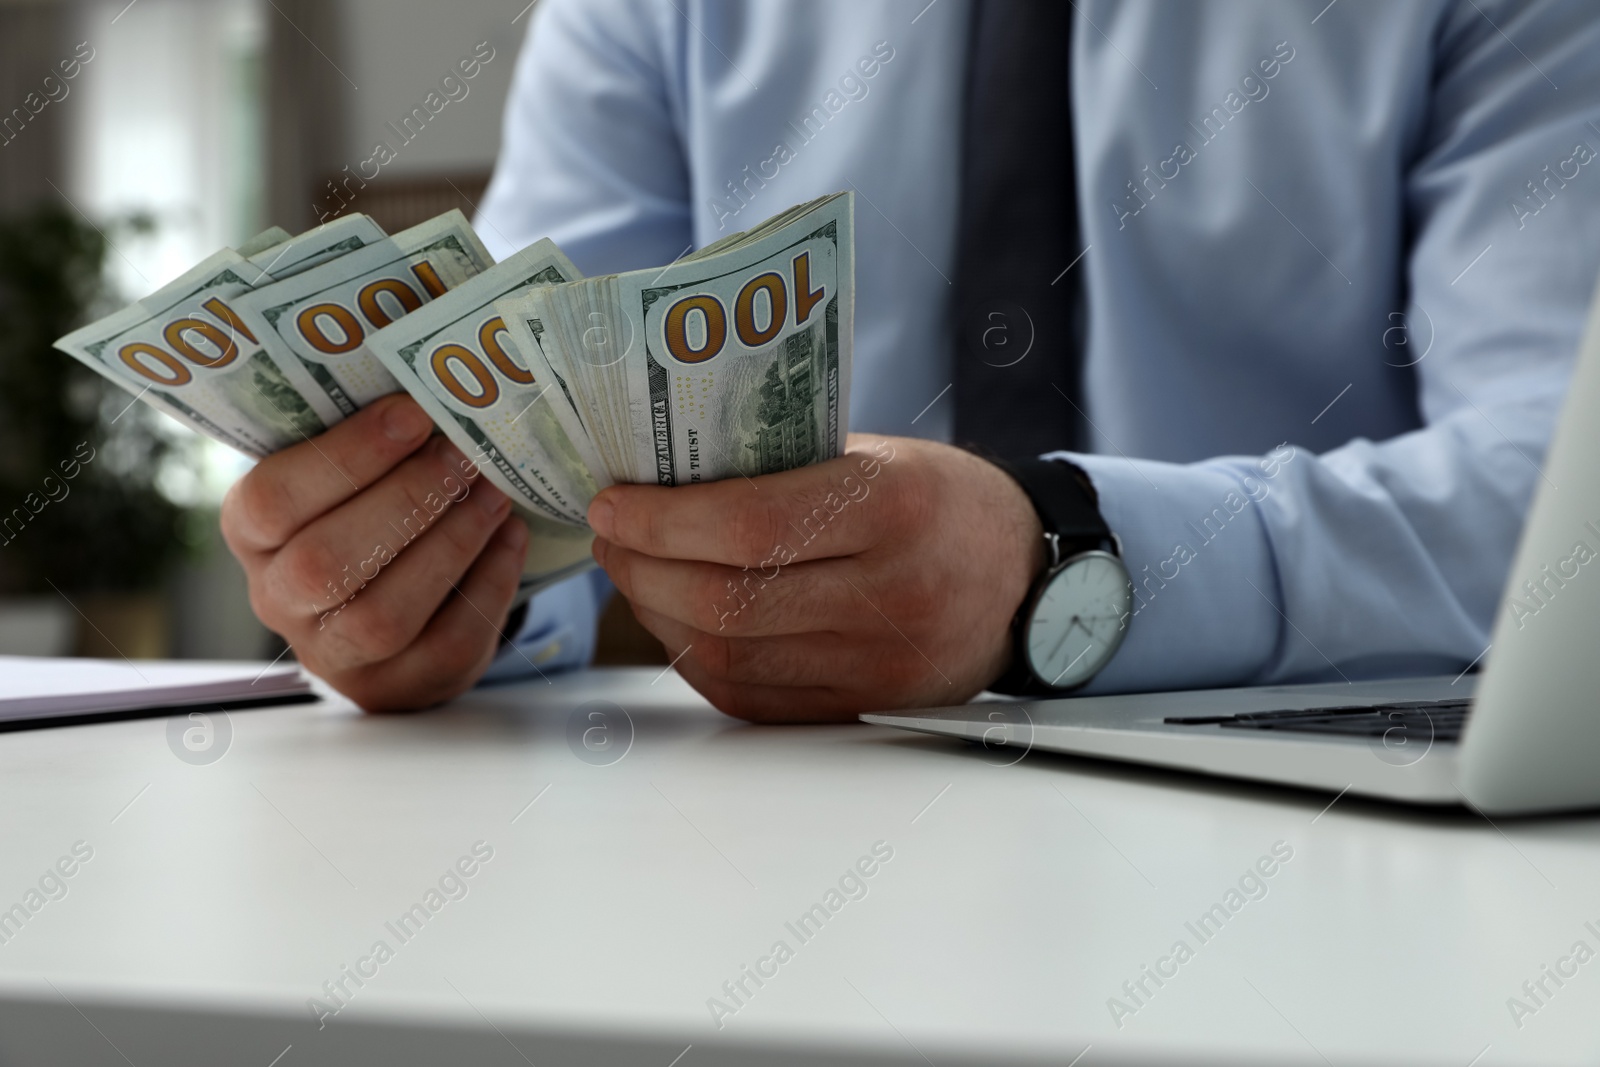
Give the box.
[54,193,854,598]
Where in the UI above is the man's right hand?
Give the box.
[220,394,529,711]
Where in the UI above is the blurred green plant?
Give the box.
[0,205,193,595]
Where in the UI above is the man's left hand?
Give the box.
[588,434,1045,722]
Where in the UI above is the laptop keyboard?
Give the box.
[1164,699,1473,743]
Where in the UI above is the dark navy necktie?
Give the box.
[952,0,1086,460]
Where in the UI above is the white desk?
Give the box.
[0,668,1597,1066]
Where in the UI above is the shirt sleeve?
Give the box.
[479,568,615,684]
[472,0,686,685]
[1068,0,1600,693]
[472,0,691,274]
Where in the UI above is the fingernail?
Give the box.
[382,397,431,443]
[588,496,615,539]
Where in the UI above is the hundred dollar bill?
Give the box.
[233,210,493,418]
[235,226,293,258]
[53,214,388,458]
[494,278,615,495]
[517,191,852,485]
[366,239,599,527]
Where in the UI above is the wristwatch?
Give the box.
[990,457,1133,695]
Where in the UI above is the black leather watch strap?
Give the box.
[991,456,1109,548]
[987,456,1114,696]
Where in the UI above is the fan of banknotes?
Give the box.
[53,194,855,597]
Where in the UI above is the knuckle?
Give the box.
[322,599,411,665]
[245,581,292,636]
[486,531,527,587]
[726,499,784,564]
[719,636,781,686]
[762,567,811,618]
[698,570,746,633]
[327,406,406,482]
[272,536,345,608]
[355,605,414,661]
[712,564,782,636]
[433,622,492,678]
[434,503,490,560]
[395,472,448,537]
[689,632,735,680]
[230,467,297,548]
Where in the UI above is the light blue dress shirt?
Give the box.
[477,0,1600,693]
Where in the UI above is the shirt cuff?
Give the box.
[478,567,614,684]
[1046,450,1284,694]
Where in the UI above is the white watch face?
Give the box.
[1025,551,1133,689]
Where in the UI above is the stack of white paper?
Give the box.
[0,656,312,722]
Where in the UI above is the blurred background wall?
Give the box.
[0,0,539,661]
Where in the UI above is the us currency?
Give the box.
[233,209,494,420]
[235,226,293,258]
[494,274,615,494]
[365,239,599,528]
[53,214,388,458]
[504,191,853,486]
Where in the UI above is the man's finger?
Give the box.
[265,436,501,611]
[223,394,440,553]
[586,442,902,567]
[631,604,864,689]
[667,656,866,723]
[597,540,867,638]
[339,516,528,712]
[308,485,513,669]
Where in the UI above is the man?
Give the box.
[221,0,1600,721]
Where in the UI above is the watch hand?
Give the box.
[1047,616,1080,664]
[1050,643,1094,687]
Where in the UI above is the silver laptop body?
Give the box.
[863,279,1600,816]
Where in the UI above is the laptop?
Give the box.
[862,279,1600,816]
